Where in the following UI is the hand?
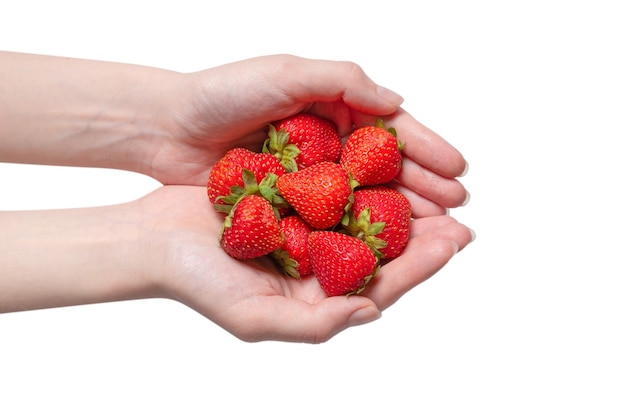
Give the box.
[1,52,468,215]
[138,186,473,343]
[149,55,469,214]
[0,52,473,342]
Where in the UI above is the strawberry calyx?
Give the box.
[375,118,405,153]
[214,169,288,217]
[343,207,388,259]
[262,124,302,173]
[339,173,360,227]
[271,247,301,279]
[346,264,380,297]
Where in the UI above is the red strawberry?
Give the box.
[263,113,342,172]
[308,231,379,296]
[345,186,412,259]
[207,147,286,207]
[219,195,284,260]
[340,119,404,186]
[270,215,313,279]
[276,161,355,230]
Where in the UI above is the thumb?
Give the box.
[231,295,381,344]
[301,295,382,343]
[286,57,404,113]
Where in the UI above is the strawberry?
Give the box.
[344,186,412,259]
[263,113,342,172]
[340,119,404,187]
[207,147,286,208]
[308,231,379,296]
[276,161,356,230]
[219,195,284,260]
[270,215,314,279]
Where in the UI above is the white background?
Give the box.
[1,1,625,416]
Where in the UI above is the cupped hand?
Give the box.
[149,55,468,213]
[138,185,473,343]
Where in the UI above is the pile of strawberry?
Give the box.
[206,113,411,296]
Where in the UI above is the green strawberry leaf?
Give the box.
[344,207,388,258]
[346,264,380,297]
[263,124,301,173]
[271,248,301,280]
[214,169,262,214]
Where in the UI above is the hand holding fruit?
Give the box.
[1,52,468,211]
[205,113,473,313]
[131,109,473,344]
[136,185,473,343]
[147,55,469,214]
[0,51,473,344]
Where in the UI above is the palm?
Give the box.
[154,97,342,186]
[139,185,472,342]
[141,186,335,335]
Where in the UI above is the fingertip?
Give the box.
[461,190,471,207]
[450,240,460,255]
[469,227,477,243]
[376,85,404,108]
[459,160,470,177]
[453,224,476,252]
[304,296,381,343]
[347,304,382,327]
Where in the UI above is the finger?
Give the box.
[409,216,474,252]
[382,109,468,179]
[395,157,470,208]
[226,295,381,344]
[277,56,404,115]
[366,239,458,311]
[390,183,448,218]
[307,101,356,137]
[364,220,474,311]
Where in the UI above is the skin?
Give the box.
[0,51,474,343]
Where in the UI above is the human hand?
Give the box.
[0,52,473,339]
[149,55,468,214]
[138,186,473,343]
[1,52,468,216]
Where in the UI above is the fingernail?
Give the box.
[377,85,404,107]
[451,240,460,254]
[461,191,471,206]
[348,306,382,327]
[469,228,477,242]
[460,161,470,177]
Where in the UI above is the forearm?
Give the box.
[0,51,179,174]
[0,203,158,313]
